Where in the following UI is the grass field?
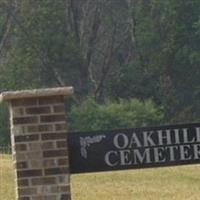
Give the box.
[0,154,16,200]
[1,154,200,200]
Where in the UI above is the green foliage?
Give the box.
[108,0,200,122]
[1,0,200,147]
[0,103,10,146]
[1,0,84,89]
[109,61,159,101]
[70,98,164,131]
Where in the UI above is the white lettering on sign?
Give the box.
[104,127,200,167]
[104,151,118,167]
[143,131,155,147]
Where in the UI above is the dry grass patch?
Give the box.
[0,154,15,200]
[71,165,200,200]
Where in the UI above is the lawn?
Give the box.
[1,154,200,200]
[0,154,16,200]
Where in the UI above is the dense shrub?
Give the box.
[0,104,10,146]
[69,98,164,131]
[0,98,164,146]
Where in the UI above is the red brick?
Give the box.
[12,108,25,117]
[58,158,68,166]
[15,134,39,143]
[60,194,71,200]
[17,169,42,178]
[43,159,57,168]
[18,179,29,187]
[26,106,51,114]
[11,98,38,107]
[19,197,31,200]
[16,161,28,169]
[31,177,56,185]
[27,124,53,133]
[59,186,70,192]
[41,132,67,140]
[32,195,57,200]
[15,144,27,151]
[50,186,70,193]
[27,125,38,133]
[53,105,65,113]
[28,143,42,150]
[40,115,66,123]
[30,160,43,168]
[42,142,55,150]
[57,176,68,184]
[18,188,37,196]
[56,141,67,148]
[43,150,67,158]
[38,96,64,105]
[44,167,69,175]
[55,124,67,131]
[13,116,38,125]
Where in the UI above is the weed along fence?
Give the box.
[1,87,200,200]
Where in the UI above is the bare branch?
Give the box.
[0,13,11,56]
[94,24,117,100]
[69,0,80,42]
[127,0,147,68]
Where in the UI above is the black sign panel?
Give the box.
[68,123,200,174]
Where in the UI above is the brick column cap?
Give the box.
[0,87,74,102]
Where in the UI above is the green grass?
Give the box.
[1,154,200,199]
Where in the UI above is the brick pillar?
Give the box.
[0,87,73,200]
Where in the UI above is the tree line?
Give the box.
[1,0,200,146]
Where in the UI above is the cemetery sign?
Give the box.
[68,123,200,174]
